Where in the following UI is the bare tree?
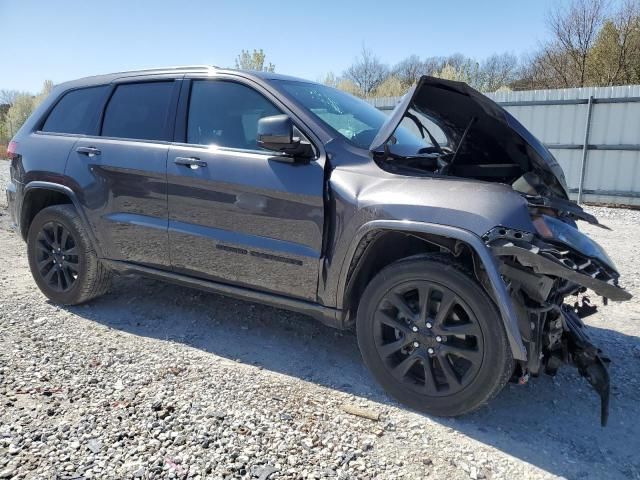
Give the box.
[479,53,519,91]
[392,55,425,87]
[344,46,389,97]
[422,56,444,76]
[0,90,21,106]
[547,0,607,86]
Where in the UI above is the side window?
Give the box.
[41,86,108,134]
[187,80,282,150]
[101,82,174,141]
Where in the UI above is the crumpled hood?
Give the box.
[370,76,569,198]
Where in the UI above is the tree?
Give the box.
[3,94,35,138]
[0,90,21,106]
[588,1,640,85]
[335,79,361,96]
[373,75,406,97]
[41,80,54,96]
[0,81,53,142]
[546,0,607,87]
[392,55,425,88]
[422,56,444,76]
[344,46,389,97]
[435,64,469,83]
[479,53,519,91]
[320,72,339,88]
[234,49,275,72]
[434,60,482,89]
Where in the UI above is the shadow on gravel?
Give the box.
[64,275,640,480]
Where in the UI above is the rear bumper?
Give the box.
[5,180,18,227]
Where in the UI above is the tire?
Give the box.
[27,204,112,305]
[356,254,513,417]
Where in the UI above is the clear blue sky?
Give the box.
[3,0,560,93]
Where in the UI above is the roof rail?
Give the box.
[108,65,219,76]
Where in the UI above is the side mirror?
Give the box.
[257,115,314,160]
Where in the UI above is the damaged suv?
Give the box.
[6,67,631,424]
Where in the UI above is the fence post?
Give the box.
[577,95,594,204]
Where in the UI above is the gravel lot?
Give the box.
[1,159,639,479]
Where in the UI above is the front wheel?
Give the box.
[356,255,513,417]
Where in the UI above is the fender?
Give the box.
[22,181,103,258]
[338,220,527,361]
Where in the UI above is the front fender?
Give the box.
[338,220,528,361]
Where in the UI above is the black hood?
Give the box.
[370,76,569,198]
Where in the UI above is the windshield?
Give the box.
[274,80,429,150]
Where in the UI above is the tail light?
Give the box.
[6,140,18,159]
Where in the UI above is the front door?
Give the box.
[167,79,325,301]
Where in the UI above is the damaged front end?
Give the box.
[369,75,632,425]
[483,208,631,426]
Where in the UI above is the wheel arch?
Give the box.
[339,220,527,361]
[21,182,102,257]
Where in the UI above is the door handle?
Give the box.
[76,146,101,157]
[174,156,207,169]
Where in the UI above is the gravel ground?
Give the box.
[1,159,639,480]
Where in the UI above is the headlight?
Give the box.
[532,214,617,271]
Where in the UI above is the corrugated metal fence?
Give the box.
[369,85,640,206]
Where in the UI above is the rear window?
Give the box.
[41,86,108,135]
[101,82,174,141]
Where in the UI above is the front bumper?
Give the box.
[484,226,631,302]
[490,238,631,301]
[483,226,626,426]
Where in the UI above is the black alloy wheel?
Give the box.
[34,221,80,292]
[27,204,112,305]
[356,255,513,417]
[373,280,483,396]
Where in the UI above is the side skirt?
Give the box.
[102,260,345,329]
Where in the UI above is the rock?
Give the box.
[0,468,15,479]
[0,173,635,480]
[87,439,102,454]
[252,465,278,480]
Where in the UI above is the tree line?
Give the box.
[1,0,639,154]
[0,81,53,156]
[327,0,640,97]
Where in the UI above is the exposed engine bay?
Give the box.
[369,76,633,425]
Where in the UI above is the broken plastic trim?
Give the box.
[488,238,631,301]
[562,306,610,426]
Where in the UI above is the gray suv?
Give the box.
[5,66,630,424]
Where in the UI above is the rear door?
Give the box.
[32,85,110,188]
[68,79,180,268]
[166,77,325,300]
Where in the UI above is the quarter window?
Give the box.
[41,86,108,135]
[187,80,282,150]
[101,82,174,141]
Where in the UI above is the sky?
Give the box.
[2,0,559,93]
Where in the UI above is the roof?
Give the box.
[54,65,315,90]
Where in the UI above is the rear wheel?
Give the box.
[27,205,112,305]
[356,255,513,417]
